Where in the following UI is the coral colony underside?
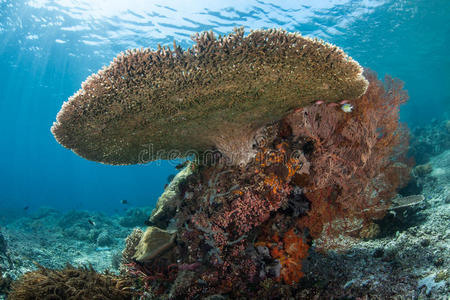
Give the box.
[10,29,416,298]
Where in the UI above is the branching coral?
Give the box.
[8,264,138,299]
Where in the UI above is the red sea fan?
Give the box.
[288,69,410,250]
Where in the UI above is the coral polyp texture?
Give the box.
[121,70,410,298]
[51,28,368,165]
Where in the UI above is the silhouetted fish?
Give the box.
[88,219,96,226]
[121,199,128,205]
[23,206,29,210]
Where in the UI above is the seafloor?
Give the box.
[1,120,449,299]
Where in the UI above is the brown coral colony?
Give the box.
[51,27,368,165]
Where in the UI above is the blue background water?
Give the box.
[0,0,448,214]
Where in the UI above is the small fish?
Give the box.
[341,103,353,113]
[121,199,128,205]
[88,219,96,226]
[175,161,188,170]
[23,206,29,210]
[164,183,169,189]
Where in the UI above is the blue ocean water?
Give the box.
[0,0,448,214]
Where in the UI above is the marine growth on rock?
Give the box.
[50,28,411,298]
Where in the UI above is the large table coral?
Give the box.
[51,28,368,166]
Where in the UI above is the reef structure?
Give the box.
[50,28,410,298]
[51,27,368,166]
[8,264,138,299]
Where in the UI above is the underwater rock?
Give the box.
[389,194,425,210]
[413,163,433,177]
[410,119,450,164]
[133,226,176,262]
[62,225,91,241]
[418,273,446,296]
[96,231,114,247]
[57,210,91,228]
[51,28,368,166]
[0,270,12,297]
[376,194,426,237]
[149,162,193,228]
[120,227,143,273]
[119,207,151,228]
[0,229,6,254]
[429,149,450,187]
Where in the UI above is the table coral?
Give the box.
[52,28,367,166]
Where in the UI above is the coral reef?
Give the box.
[0,270,12,298]
[0,229,6,254]
[0,207,133,299]
[121,228,143,269]
[133,226,176,262]
[119,207,153,228]
[288,70,411,250]
[410,118,450,164]
[414,163,433,177]
[51,28,368,165]
[121,69,412,298]
[295,148,450,299]
[149,163,193,228]
[96,230,115,247]
[8,264,138,299]
[48,26,442,299]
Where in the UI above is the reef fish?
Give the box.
[341,103,353,113]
